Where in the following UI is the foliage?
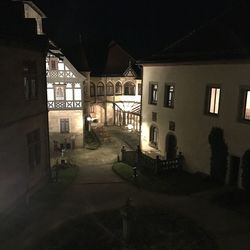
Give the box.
[241,149,250,192]
[208,127,228,184]
[113,162,218,195]
[30,208,217,250]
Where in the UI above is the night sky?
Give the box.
[33,0,240,58]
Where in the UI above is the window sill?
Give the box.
[149,142,158,149]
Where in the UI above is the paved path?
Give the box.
[1,126,250,250]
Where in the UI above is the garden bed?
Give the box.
[113,162,219,195]
[31,207,217,250]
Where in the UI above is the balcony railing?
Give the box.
[47,101,82,110]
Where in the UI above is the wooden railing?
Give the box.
[121,146,183,175]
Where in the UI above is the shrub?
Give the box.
[208,127,228,184]
[242,150,250,192]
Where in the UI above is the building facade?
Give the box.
[46,50,85,149]
[0,1,49,211]
[139,9,250,187]
[23,1,86,150]
[86,42,142,132]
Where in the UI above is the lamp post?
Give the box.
[86,115,92,132]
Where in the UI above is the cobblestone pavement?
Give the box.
[1,126,250,250]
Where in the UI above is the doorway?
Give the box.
[166,133,177,160]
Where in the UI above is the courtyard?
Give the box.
[0,126,250,250]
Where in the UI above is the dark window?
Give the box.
[27,129,41,170]
[115,82,122,95]
[50,59,57,70]
[24,61,37,100]
[90,83,95,97]
[106,82,114,96]
[164,85,175,108]
[149,83,158,104]
[149,125,158,147]
[138,83,142,95]
[97,82,104,96]
[124,82,135,95]
[205,86,221,115]
[60,119,69,133]
[152,112,157,122]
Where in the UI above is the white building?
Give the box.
[139,11,250,186]
[87,41,142,132]
[23,1,86,149]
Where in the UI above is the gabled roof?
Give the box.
[104,40,136,76]
[22,0,47,18]
[138,1,250,64]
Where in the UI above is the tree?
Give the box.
[208,127,228,184]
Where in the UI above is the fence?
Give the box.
[120,146,182,175]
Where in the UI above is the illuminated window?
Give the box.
[47,83,54,101]
[115,82,122,95]
[60,119,69,133]
[66,83,73,100]
[58,62,64,70]
[106,82,114,96]
[164,84,175,108]
[206,86,221,115]
[149,125,158,147]
[149,83,158,104]
[124,82,135,95]
[74,83,81,100]
[27,129,41,170]
[97,82,104,96]
[239,88,250,121]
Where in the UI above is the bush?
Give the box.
[208,127,228,184]
[242,150,250,192]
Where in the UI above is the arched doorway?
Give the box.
[166,133,177,160]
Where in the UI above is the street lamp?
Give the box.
[86,115,92,132]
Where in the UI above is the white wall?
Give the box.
[141,63,250,174]
[48,110,83,148]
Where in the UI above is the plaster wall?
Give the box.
[141,63,250,174]
[48,110,83,148]
[0,113,50,212]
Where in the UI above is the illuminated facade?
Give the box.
[46,50,85,149]
[86,42,142,132]
[23,1,86,149]
[139,17,250,187]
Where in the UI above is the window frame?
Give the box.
[123,82,135,95]
[97,82,105,96]
[106,82,114,96]
[238,86,250,123]
[149,124,158,148]
[164,84,175,108]
[149,82,158,105]
[205,85,221,116]
[60,118,70,133]
[115,82,122,95]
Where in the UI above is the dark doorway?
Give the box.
[229,156,240,186]
[166,133,177,160]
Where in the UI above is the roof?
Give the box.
[23,0,47,18]
[138,1,250,65]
